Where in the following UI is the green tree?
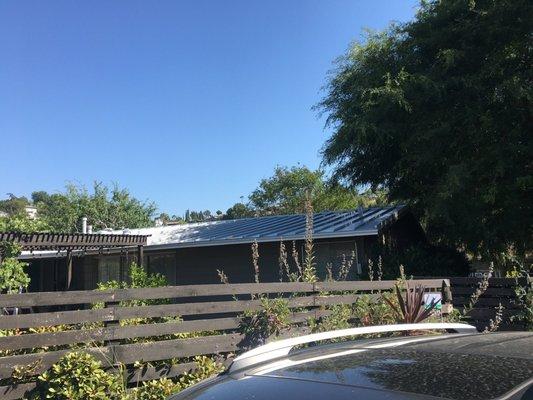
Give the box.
[33,182,157,232]
[248,166,385,216]
[0,194,30,216]
[319,0,532,258]
[223,202,254,220]
[0,214,49,294]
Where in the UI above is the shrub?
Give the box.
[129,378,179,400]
[0,258,30,294]
[352,293,397,327]
[383,284,439,324]
[36,352,123,400]
[177,356,224,389]
[309,304,352,333]
[240,297,290,347]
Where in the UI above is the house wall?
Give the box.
[26,236,374,291]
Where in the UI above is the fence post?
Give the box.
[441,279,453,315]
[103,300,120,364]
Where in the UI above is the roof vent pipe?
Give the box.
[87,225,93,234]
[357,207,364,218]
[82,217,88,234]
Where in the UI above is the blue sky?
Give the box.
[0,1,417,217]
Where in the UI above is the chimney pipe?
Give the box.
[87,225,93,234]
[82,217,88,234]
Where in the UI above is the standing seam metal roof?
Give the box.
[109,205,406,250]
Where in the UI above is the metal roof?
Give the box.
[18,206,405,259]
[108,205,406,250]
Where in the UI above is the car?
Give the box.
[168,323,533,400]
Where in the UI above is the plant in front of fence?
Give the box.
[128,356,224,400]
[511,273,533,331]
[239,297,291,348]
[33,352,124,400]
[309,304,352,333]
[383,284,439,324]
[27,352,225,400]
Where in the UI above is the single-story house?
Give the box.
[21,205,424,291]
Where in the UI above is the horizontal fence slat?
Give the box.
[0,334,240,380]
[0,310,322,350]
[0,317,239,350]
[0,280,446,309]
[0,293,375,330]
[0,282,317,308]
[0,346,113,379]
[316,279,448,292]
[452,297,520,308]
[465,308,521,319]
[0,308,113,330]
[113,334,243,365]
[449,277,528,287]
[0,382,37,400]
[452,287,517,297]
[127,361,197,384]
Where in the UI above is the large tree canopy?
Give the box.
[32,183,157,232]
[242,165,386,217]
[319,0,532,258]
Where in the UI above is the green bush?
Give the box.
[177,356,224,389]
[36,352,123,400]
[129,378,179,400]
[352,293,397,327]
[310,304,352,333]
[239,297,290,347]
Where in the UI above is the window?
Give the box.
[97,255,121,283]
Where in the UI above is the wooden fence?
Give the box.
[0,279,447,399]
[450,277,530,330]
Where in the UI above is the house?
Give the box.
[21,205,425,291]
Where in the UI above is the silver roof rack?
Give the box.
[229,322,477,372]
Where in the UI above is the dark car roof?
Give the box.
[171,332,533,400]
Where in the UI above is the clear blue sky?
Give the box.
[0,1,417,217]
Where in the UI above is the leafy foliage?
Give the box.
[239,297,291,347]
[36,352,123,400]
[0,194,30,216]
[129,378,179,400]
[176,356,224,389]
[223,202,254,220]
[310,304,352,333]
[352,293,398,327]
[319,0,532,258]
[383,284,439,324]
[0,258,30,294]
[0,213,49,296]
[248,166,386,216]
[32,182,156,232]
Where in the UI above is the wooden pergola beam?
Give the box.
[0,232,148,251]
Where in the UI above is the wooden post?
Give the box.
[66,250,73,290]
[441,279,453,314]
[103,300,120,364]
[137,245,144,268]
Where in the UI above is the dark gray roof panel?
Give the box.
[103,205,406,249]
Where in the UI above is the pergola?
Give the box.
[0,232,149,289]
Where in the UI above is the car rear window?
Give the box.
[257,348,533,400]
